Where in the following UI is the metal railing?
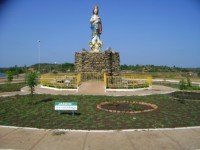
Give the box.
[77,73,81,87]
[40,74,78,89]
[79,72,104,82]
[106,75,152,89]
[40,73,152,90]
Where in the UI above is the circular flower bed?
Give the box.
[97,101,158,114]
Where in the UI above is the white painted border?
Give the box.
[0,125,200,133]
[40,85,78,91]
[106,86,152,92]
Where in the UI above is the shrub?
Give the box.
[179,77,200,91]
[179,79,186,90]
[129,103,142,111]
[186,77,191,87]
[112,102,119,107]
[6,71,13,83]
[152,121,164,128]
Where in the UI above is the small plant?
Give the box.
[112,101,119,107]
[179,78,199,91]
[179,79,186,90]
[186,77,191,87]
[129,103,141,111]
[178,99,186,104]
[52,130,66,136]
[25,71,38,97]
[152,121,164,128]
[6,71,13,83]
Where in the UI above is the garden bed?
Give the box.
[0,94,200,130]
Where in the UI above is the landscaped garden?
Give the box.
[0,93,200,130]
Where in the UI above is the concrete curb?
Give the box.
[1,125,200,133]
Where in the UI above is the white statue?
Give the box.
[89,5,103,52]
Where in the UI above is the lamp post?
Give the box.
[37,40,41,73]
[55,61,57,72]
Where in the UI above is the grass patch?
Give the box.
[0,94,200,130]
[170,91,200,100]
[0,82,26,92]
[154,82,200,90]
[183,86,200,90]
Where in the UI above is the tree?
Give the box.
[6,71,13,83]
[25,71,38,97]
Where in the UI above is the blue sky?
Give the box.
[0,0,200,68]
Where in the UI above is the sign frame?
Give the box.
[55,102,77,116]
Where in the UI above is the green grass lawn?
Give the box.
[154,82,200,90]
[0,82,27,92]
[0,93,200,130]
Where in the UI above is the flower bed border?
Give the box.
[97,101,158,114]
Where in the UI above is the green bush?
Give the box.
[129,103,142,111]
[179,79,186,90]
[179,78,200,90]
[6,71,13,83]
[187,77,191,87]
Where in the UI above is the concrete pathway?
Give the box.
[78,81,105,95]
[16,83,178,97]
[0,80,179,97]
[0,126,200,150]
[107,85,178,96]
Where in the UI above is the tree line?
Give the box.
[0,63,74,75]
[0,63,200,76]
[121,64,200,74]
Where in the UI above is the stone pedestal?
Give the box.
[74,49,120,76]
[89,39,103,53]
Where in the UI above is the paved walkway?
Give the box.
[78,81,105,95]
[0,126,200,150]
[0,82,177,98]
[6,81,177,97]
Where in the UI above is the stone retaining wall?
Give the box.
[74,50,120,75]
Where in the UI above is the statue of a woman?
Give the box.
[89,5,103,52]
